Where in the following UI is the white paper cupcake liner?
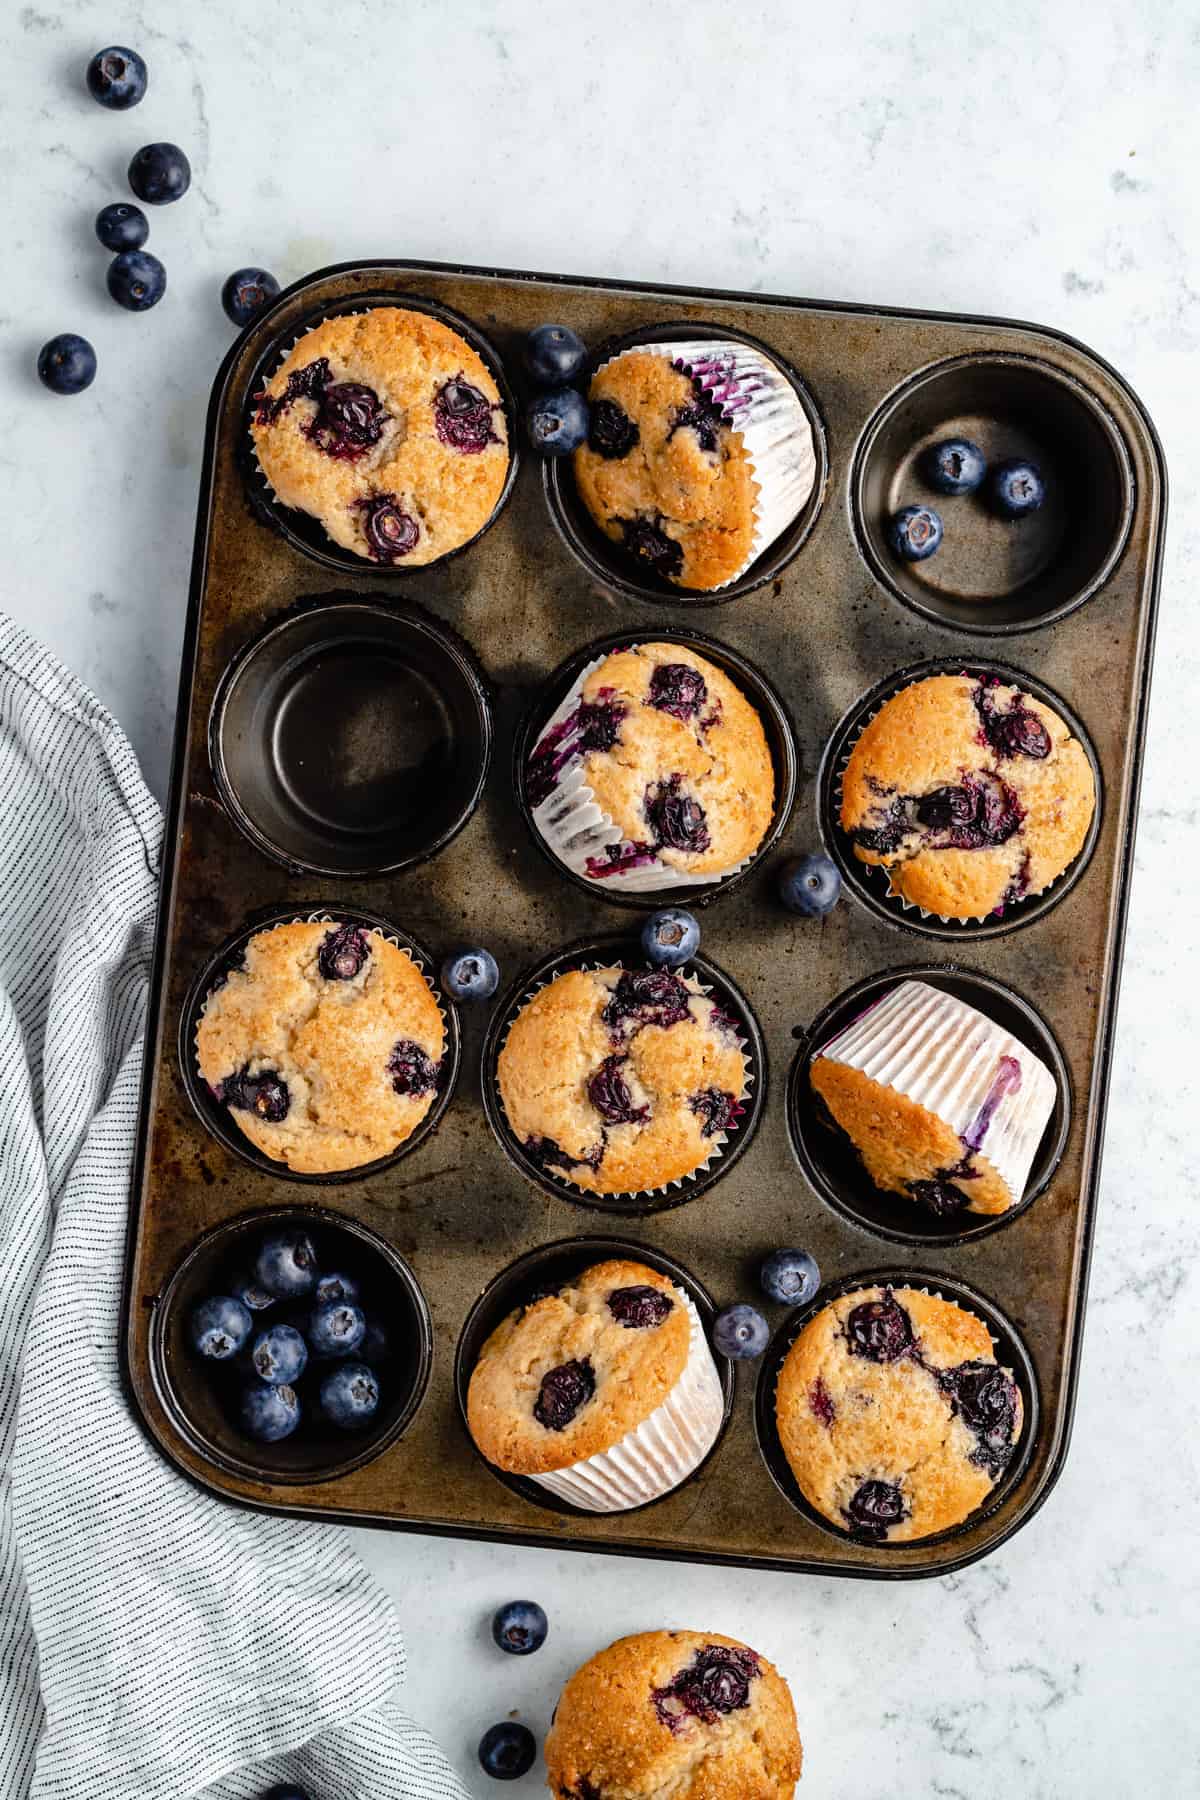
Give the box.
[814,980,1057,1205]
[530,1291,725,1511]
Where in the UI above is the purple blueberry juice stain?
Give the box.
[533,1357,595,1430]
[387,1039,439,1098]
[608,1285,674,1328]
[524,1134,604,1175]
[218,1066,289,1123]
[845,1291,913,1363]
[583,841,658,880]
[318,923,370,981]
[645,777,710,854]
[527,695,626,808]
[808,1376,836,1427]
[618,516,684,581]
[586,1055,649,1126]
[253,356,332,426]
[961,1055,1022,1154]
[355,493,420,562]
[688,1088,738,1138]
[651,1644,761,1732]
[646,661,708,721]
[434,376,499,453]
[843,1478,907,1539]
[588,398,639,459]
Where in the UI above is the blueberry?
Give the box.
[95,202,148,253]
[107,249,165,312]
[533,1358,595,1430]
[254,1230,318,1299]
[36,334,96,396]
[524,323,587,387]
[228,1268,275,1312]
[240,1381,301,1443]
[128,142,191,206]
[250,1323,308,1385]
[478,1721,536,1781]
[491,1600,549,1655]
[844,1477,907,1539]
[989,458,1045,517]
[760,1249,820,1308]
[923,437,986,496]
[319,1362,380,1430]
[526,388,589,456]
[441,946,500,1001]
[307,1301,366,1359]
[86,46,147,109]
[222,267,280,329]
[846,1293,913,1363]
[641,907,700,969]
[314,1271,360,1308]
[712,1303,770,1360]
[888,504,943,561]
[189,1295,252,1361]
[777,853,841,918]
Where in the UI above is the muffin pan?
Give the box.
[123,260,1165,1578]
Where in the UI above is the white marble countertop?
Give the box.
[7,3,1197,1794]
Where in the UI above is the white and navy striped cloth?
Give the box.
[0,614,468,1800]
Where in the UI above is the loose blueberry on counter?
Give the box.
[86,46,147,109]
[524,323,587,386]
[240,1380,301,1443]
[441,946,500,1001]
[922,437,987,495]
[107,249,166,312]
[250,1323,308,1385]
[222,266,281,329]
[526,388,589,456]
[319,1362,380,1430]
[712,1303,770,1360]
[128,141,191,206]
[988,458,1045,517]
[478,1721,536,1781]
[760,1249,820,1308]
[641,907,700,969]
[254,1229,318,1299]
[492,1599,549,1655]
[888,503,943,561]
[189,1295,252,1361]
[314,1270,360,1308]
[777,853,841,918]
[95,202,148,253]
[36,334,96,395]
[307,1300,366,1359]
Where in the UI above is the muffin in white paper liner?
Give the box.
[812,979,1057,1212]
[530,1290,725,1512]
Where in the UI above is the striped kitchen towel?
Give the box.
[0,613,468,1800]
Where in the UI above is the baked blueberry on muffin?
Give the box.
[544,1630,802,1797]
[810,979,1058,1218]
[250,307,509,566]
[195,920,445,1173]
[466,1258,724,1511]
[496,965,749,1194]
[527,641,775,892]
[839,673,1095,919]
[775,1284,1023,1543]
[572,340,816,590]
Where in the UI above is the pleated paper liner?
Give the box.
[818,656,1103,942]
[754,1268,1039,1553]
[479,937,766,1215]
[180,904,460,1185]
[454,1235,734,1518]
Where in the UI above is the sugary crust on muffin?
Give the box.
[839,674,1095,918]
[249,307,508,566]
[496,966,747,1194]
[573,352,759,590]
[195,921,444,1173]
[809,1060,1011,1214]
[776,1285,1022,1543]
[577,642,774,876]
[466,1260,691,1473]
[544,1629,802,1799]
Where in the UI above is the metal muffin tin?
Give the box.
[123,260,1165,1579]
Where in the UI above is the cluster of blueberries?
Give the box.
[890,436,1046,562]
[476,1600,550,1779]
[521,324,593,455]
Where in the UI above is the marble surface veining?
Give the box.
[6,2,1198,1795]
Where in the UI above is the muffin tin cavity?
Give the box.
[852,352,1134,632]
[788,965,1071,1247]
[152,1207,432,1486]
[543,320,827,606]
[209,598,492,878]
[514,628,799,910]
[481,937,766,1214]
[818,657,1103,941]
[454,1236,734,1516]
[754,1269,1039,1551]
[178,905,460,1183]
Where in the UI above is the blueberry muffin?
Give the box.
[195,920,445,1173]
[810,979,1058,1218]
[250,307,509,566]
[497,966,748,1194]
[776,1284,1023,1543]
[527,641,776,889]
[544,1630,802,1798]
[466,1259,724,1511]
[840,673,1095,918]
